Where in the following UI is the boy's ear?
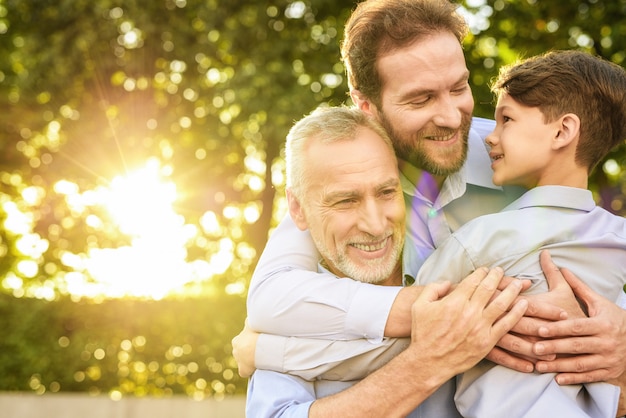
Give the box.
[286,189,309,231]
[553,113,580,150]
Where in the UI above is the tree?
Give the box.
[0,0,624,397]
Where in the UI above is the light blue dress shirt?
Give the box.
[415,185,625,418]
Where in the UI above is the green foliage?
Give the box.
[0,292,247,398]
[0,0,625,398]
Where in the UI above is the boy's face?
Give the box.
[486,93,560,189]
[289,127,405,286]
[371,31,474,178]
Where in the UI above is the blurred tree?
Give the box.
[0,0,625,397]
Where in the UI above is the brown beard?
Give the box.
[378,112,472,177]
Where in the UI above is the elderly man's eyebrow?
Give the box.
[377,178,401,190]
[323,190,361,205]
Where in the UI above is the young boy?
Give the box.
[414,49,626,417]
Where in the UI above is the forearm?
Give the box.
[309,346,449,417]
[248,215,400,340]
[256,334,409,381]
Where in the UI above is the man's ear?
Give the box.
[350,89,375,116]
[552,113,580,150]
[286,189,308,231]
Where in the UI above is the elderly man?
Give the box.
[244,105,528,417]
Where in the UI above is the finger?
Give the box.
[470,267,505,306]
[534,335,609,356]
[496,333,555,361]
[560,267,597,308]
[537,317,596,339]
[539,250,563,291]
[486,346,534,373]
[510,315,556,336]
[535,354,619,383]
[418,281,453,303]
[454,266,490,297]
[498,275,532,292]
[520,297,567,322]
[484,276,523,322]
[491,298,528,340]
[554,370,614,386]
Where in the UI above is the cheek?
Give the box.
[387,201,406,226]
[461,91,474,112]
[320,215,351,245]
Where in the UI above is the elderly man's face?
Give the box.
[289,127,405,285]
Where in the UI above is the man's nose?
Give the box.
[432,96,463,128]
[357,200,386,236]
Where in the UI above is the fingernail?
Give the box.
[535,343,545,354]
[536,363,547,372]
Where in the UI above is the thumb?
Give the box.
[560,267,596,312]
[418,281,453,303]
[539,250,566,291]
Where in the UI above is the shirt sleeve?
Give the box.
[247,214,402,341]
[246,370,314,418]
[255,334,409,381]
[414,235,476,285]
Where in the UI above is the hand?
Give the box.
[231,320,260,378]
[409,266,528,376]
[532,263,626,385]
[487,251,570,372]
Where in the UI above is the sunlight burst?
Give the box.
[59,159,222,299]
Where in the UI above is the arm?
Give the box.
[532,263,626,385]
[309,267,528,417]
[246,370,315,418]
[233,326,409,381]
[247,215,400,340]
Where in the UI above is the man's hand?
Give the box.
[410,266,529,376]
[532,263,626,385]
[231,320,260,378]
[487,251,570,372]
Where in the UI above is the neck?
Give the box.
[380,262,403,286]
[535,162,588,189]
[398,159,445,202]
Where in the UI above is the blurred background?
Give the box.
[1,0,625,414]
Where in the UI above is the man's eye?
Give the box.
[335,199,356,207]
[410,98,429,107]
[452,85,469,94]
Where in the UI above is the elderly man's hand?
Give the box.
[231,320,259,378]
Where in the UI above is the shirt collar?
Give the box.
[503,185,596,212]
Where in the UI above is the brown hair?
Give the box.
[492,50,626,171]
[341,0,468,107]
